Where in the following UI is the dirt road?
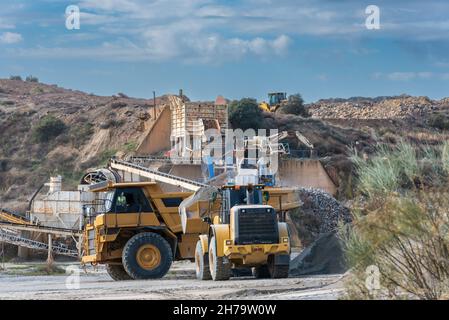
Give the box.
[0,261,345,300]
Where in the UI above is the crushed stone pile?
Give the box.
[307,96,445,119]
[288,188,351,276]
[298,188,352,233]
[289,188,351,247]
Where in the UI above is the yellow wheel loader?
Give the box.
[191,185,291,281]
[259,92,288,113]
[81,181,208,280]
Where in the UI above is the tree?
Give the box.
[228,98,266,130]
[25,75,39,83]
[32,115,67,142]
[278,93,309,117]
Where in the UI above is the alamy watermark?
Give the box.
[365,5,380,30]
[65,5,80,30]
[365,265,381,293]
[65,265,81,289]
[170,128,280,174]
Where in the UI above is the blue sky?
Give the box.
[0,0,448,102]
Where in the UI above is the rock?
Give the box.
[308,95,442,120]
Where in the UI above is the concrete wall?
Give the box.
[277,159,337,195]
[136,105,172,155]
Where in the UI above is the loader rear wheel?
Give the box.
[268,255,290,279]
[208,236,230,281]
[195,240,211,280]
[106,263,132,281]
[252,265,270,279]
[122,232,172,280]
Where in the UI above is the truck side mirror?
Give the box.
[263,191,270,202]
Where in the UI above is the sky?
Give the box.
[0,0,448,102]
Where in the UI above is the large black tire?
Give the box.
[106,263,132,281]
[252,265,271,279]
[208,236,230,281]
[195,240,211,280]
[268,255,290,279]
[122,232,173,280]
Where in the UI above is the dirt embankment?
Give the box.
[0,79,171,210]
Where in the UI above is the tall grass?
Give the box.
[343,142,449,299]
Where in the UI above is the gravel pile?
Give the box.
[297,187,352,234]
[307,96,443,119]
[288,189,351,276]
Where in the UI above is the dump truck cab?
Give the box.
[194,184,290,281]
[81,181,206,281]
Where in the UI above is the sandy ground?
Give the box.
[0,261,345,300]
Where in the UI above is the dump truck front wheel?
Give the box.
[106,263,132,281]
[122,232,173,280]
[208,236,230,281]
[195,240,211,280]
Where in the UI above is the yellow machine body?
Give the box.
[81,181,208,265]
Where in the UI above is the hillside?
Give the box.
[0,79,170,210]
[1,79,448,210]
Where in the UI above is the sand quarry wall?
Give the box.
[277,159,337,195]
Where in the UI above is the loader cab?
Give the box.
[268,92,287,106]
[219,185,265,224]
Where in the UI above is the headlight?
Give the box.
[282,237,289,243]
[225,240,232,245]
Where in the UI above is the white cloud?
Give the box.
[388,72,419,81]
[374,71,449,81]
[0,32,22,44]
[0,18,15,29]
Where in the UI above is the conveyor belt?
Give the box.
[0,221,81,237]
[0,228,78,257]
[0,208,33,225]
[110,159,208,191]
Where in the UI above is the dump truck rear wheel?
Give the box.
[122,232,172,280]
[252,265,270,279]
[208,236,230,281]
[106,263,132,281]
[195,240,211,280]
[268,255,290,279]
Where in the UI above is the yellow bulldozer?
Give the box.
[259,92,288,113]
[180,184,300,281]
[81,181,208,280]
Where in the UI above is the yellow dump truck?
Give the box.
[81,181,208,280]
[180,185,299,281]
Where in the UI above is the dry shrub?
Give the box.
[344,142,449,299]
[343,192,449,299]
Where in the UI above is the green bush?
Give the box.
[278,93,310,117]
[229,98,266,130]
[428,114,449,130]
[343,142,449,299]
[25,75,39,83]
[9,75,22,81]
[32,115,67,143]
